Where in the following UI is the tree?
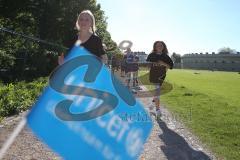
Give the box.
[171,52,181,63]
[218,47,237,54]
[0,0,119,80]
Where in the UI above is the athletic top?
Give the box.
[146,53,173,84]
[125,52,139,72]
[66,34,106,58]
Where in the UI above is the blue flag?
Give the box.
[27,45,153,160]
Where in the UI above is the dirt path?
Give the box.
[0,71,216,160]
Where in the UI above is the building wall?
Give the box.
[181,53,240,71]
[133,51,148,63]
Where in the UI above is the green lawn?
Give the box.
[140,69,240,160]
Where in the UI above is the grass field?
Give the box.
[140,69,240,160]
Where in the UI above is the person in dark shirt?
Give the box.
[58,10,108,64]
[132,52,140,88]
[111,54,119,74]
[125,48,135,88]
[146,41,173,119]
[120,56,126,77]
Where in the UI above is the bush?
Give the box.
[0,77,48,117]
[0,49,15,69]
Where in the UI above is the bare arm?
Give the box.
[101,54,108,65]
[158,60,170,69]
[58,53,64,65]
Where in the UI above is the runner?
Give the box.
[146,41,173,119]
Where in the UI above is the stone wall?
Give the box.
[181,53,240,71]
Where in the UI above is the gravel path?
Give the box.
[0,72,217,160]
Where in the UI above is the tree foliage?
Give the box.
[0,0,119,81]
[218,47,237,54]
[171,52,181,63]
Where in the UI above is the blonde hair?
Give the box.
[75,10,96,33]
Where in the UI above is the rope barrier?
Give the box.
[0,27,68,51]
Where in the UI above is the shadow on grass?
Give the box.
[136,72,173,98]
[157,120,211,160]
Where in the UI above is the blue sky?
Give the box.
[97,0,240,55]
